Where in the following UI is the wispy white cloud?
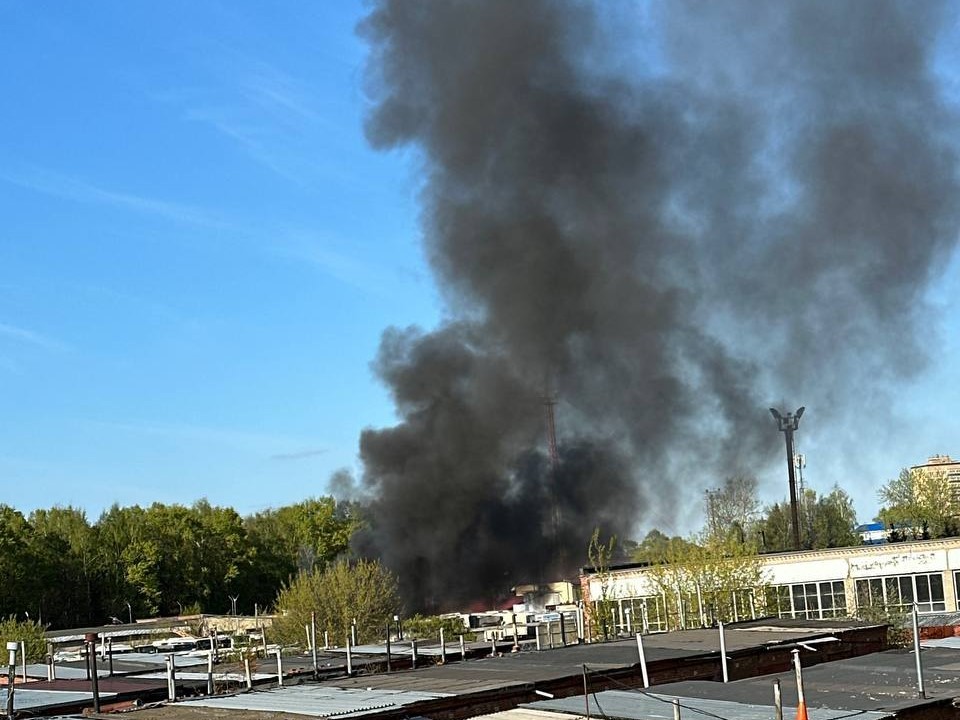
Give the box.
[0,322,69,352]
[272,234,396,297]
[0,166,229,228]
[165,55,354,186]
[86,418,322,461]
[270,448,328,461]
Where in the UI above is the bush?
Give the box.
[402,614,471,641]
[272,559,400,647]
[0,616,47,663]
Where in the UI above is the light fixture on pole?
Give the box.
[770,406,805,551]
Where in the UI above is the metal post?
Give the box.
[792,650,806,720]
[345,636,353,676]
[912,603,926,698]
[771,407,805,551]
[311,612,318,676]
[7,641,18,720]
[166,653,176,702]
[19,642,25,684]
[440,627,447,663]
[244,658,252,690]
[385,624,392,672]
[576,603,585,643]
[547,621,554,649]
[635,633,649,688]
[696,585,705,627]
[560,613,568,646]
[512,614,520,651]
[459,634,466,662]
[86,635,101,714]
[261,628,268,659]
[46,643,54,681]
[275,648,283,687]
[305,625,311,651]
[672,698,681,720]
[718,621,729,683]
[582,664,590,720]
[207,651,214,695]
[625,606,632,635]
[642,603,649,634]
[535,625,541,651]
[490,636,496,657]
[351,620,357,648]
[107,637,114,676]
[324,631,329,650]
[411,639,418,669]
[213,627,220,663]
[774,679,783,720]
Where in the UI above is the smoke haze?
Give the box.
[352,0,960,610]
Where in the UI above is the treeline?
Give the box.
[624,475,861,564]
[0,497,359,629]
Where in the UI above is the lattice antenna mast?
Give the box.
[544,393,560,476]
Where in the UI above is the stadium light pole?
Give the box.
[770,406,805,551]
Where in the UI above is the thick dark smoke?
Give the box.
[350,0,960,610]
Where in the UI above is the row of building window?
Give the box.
[602,571,955,630]
[767,572,949,619]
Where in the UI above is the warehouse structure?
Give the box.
[581,537,960,630]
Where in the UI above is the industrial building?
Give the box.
[581,536,960,629]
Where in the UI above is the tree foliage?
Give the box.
[878,467,957,539]
[0,496,361,630]
[272,559,400,646]
[756,485,859,551]
[0,617,47,663]
[586,528,619,639]
[629,529,698,564]
[704,475,760,544]
[644,532,767,629]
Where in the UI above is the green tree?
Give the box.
[757,485,859,551]
[245,497,360,609]
[704,475,760,544]
[28,507,97,627]
[629,529,698,564]
[645,534,767,629]
[586,528,618,640]
[0,617,47,663]
[272,559,400,647]
[879,467,956,539]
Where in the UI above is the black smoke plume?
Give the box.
[351,0,960,610]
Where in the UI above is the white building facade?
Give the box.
[582,538,960,632]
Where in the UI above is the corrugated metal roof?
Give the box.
[337,643,461,658]
[24,663,110,679]
[183,684,452,717]
[134,671,274,682]
[10,688,117,711]
[526,690,893,720]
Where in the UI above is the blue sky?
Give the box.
[0,1,440,516]
[2,3,959,529]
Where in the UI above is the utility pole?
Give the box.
[770,407,805,551]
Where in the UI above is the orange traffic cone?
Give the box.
[796,699,809,720]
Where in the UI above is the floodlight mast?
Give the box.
[770,406,805,551]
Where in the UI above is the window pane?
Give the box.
[885,578,899,604]
[899,577,914,603]
[930,574,944,602]
[916,576,931,604]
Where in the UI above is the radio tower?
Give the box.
[543,393,560,477]
[543,389,562,572]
